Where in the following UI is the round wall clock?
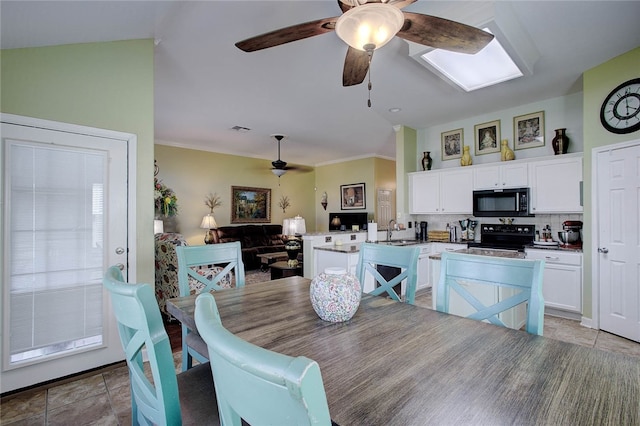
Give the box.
[600,77,640,134]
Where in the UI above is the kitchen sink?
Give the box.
[375,239,423,246]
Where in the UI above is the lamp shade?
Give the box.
[290,215,306,235]
[200,213,218,229]
[282,218,292,236]
[335,3,404,51]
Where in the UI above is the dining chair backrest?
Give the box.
[176,242,245,296]
[176,242,246,371]
[195,292,332,425]
[436,251,545,335]
[103,266,182,425]
[355,242,421,304]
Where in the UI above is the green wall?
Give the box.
[314,157,395,231]
[154,144,317,244]
[1,40,156,285]
[581,46,640,319]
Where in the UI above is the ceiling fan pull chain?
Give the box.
[367,50,373,108]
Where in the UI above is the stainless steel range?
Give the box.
[467,224,535,252]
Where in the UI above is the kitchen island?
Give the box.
[431,247,527,329]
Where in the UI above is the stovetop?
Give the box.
[469,223,536,252]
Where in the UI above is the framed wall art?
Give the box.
[340,183,366,210]
[231,186,271,223]
[441,128,463,160]
[514,111,545,150]
[474,120,501,155]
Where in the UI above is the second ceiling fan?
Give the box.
[236,0,494,89]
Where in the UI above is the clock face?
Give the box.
[600,78,640,134]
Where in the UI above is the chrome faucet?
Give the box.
[387,219,396,241]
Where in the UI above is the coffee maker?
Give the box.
[559,220,583,248]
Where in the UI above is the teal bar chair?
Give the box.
[176,242,245,371]
[103,266,219,425]
[355,242,421,304]
[194,292,333,426]
[436,251,545,335]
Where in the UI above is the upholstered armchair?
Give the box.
[154,233,232,317]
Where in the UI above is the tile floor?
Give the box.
[2,289,639,425]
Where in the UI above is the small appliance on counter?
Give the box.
[558,220,583,249]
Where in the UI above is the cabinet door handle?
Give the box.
[545,256,560,261]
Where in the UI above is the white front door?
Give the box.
[1,117,133,392]
[596,141,640,342]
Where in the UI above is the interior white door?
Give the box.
[1,119,130,392]
[597,142,640,342]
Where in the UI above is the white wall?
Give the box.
[417,93,583,170]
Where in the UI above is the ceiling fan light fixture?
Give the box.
[335,3,404,51]
[272,168,287,177]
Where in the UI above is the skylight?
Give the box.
[421,29,523,92]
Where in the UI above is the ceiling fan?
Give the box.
[236,0,494,91]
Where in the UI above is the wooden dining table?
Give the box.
[167,276,639,425]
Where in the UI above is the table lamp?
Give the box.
[283,215,306,267]
[200,213,218,244]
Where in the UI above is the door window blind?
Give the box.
[7,142,105,364]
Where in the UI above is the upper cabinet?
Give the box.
[529,154,583,213]
[473,162,528,190]
[409,168,473,214]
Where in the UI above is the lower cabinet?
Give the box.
[525,248,582,314]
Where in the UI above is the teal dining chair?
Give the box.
[176,242,245,371]
[436,251,545,335]
[355,242,421,304]
[194,292,333,426]
[102,266,219,425]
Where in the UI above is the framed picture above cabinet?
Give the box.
[474,120,501,155]
[514,111,545,150]
[441,128,463,160]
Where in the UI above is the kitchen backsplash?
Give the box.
[410,213,584,242]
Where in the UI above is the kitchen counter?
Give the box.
[525,243,583,252]
[429,247,525,260]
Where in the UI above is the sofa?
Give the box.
[211,224,285,270]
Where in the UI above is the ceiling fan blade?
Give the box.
[343,47,370,87]
[397,12,494,54]
[235,17,339,52]
[387,0,417,9]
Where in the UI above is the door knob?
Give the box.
[598,247,609,254]
[115,247,125,255]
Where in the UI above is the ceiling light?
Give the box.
[421,29,523,92]
[389,107,401,113]
[272,169,286,177]
[335,3,404,52]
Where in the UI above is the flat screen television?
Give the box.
[328,212,368,231]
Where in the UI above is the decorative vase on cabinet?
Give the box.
[500,139,515,161]
[552,128,569,155]
[421,151,433,171]
[460,146,472,166]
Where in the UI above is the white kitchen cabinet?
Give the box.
[409,171,440,213]
[473,162,528,190]
[409,168,472,214]
[416,244,431,289]
[428,243,465,291]
[529,154,583,213]
[526,248,582,314]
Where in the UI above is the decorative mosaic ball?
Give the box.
[310,267,361,323]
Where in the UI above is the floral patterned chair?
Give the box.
[154,233,231,317]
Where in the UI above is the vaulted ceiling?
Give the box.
[2,1,639,166]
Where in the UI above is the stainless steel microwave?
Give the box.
[472,188,533,217]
